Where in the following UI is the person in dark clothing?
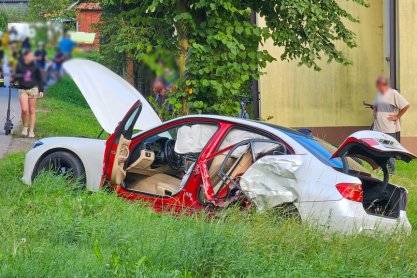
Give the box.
[53,47,65,81]
[22,37,31,51]
[34,41,47,73]
[0,33,3,81]
[152,62,175,113]
[11,50,44,138]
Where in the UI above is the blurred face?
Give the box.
[376,80,389,93]
[24,52,35,64]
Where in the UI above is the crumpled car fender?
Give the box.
[239,155,308,211]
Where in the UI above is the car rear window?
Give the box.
[262,122,343,168]
[261,123,370,172]
[283,132,344,169]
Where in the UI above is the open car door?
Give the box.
[331,130,416,169]
[102,101,142,187]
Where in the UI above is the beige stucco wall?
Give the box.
[398,1,417,138]
[259,0,384,129]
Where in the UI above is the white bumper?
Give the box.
[22,148,38,185]
[297,199,412,234]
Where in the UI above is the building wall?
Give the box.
[398,1,417,153]
[76,10,101,48]
[258,0,385,144]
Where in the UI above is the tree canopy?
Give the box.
[100,0,368,117]
[26,0,76,21]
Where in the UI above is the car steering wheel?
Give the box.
[164,139,182,170]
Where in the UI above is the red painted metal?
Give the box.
[102,116,293,213]
[101,101,142,187]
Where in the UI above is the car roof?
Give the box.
[170,114,308,138]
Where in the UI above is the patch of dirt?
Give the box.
[7,137,36,154]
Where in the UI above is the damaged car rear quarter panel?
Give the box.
[240,154,316,211]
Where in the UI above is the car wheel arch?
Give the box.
[32,148,86,182]
[273,202,301,220]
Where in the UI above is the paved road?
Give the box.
[0,85,21,159]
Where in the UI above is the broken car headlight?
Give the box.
[32,141,44,149]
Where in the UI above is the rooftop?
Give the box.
[76,2,101,10]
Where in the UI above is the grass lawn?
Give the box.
[1,79,417,276]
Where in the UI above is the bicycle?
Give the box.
[237,95,252,119]
[363,100,374,130]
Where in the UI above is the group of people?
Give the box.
[0,27,76,138]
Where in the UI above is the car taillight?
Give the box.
[336,183,363,203]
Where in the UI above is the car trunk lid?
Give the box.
[332,131,415,219]
[331,130,416,169]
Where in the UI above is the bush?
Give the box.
[0,6,26,31]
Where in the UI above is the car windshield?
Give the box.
[267,125,370,173]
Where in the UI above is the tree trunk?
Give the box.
[175,0,190,115]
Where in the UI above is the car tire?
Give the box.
[34,151,86,185]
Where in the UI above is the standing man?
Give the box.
[373,76,410,173]
[58,33,76,60]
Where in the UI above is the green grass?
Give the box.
[1,78,417,276]
[1,153,417,276]
[392,160,417,225]
[35,77,106,138]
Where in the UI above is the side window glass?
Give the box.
[124,107,140,132]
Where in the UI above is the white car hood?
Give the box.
[63,59,162,133]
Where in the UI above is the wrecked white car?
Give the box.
[22,59,416,234]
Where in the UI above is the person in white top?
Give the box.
[373,76,410,173]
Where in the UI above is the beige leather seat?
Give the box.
[129,173,181,196]
[227,151,253,180]
[207,150,253,195]
[208,153,236,187]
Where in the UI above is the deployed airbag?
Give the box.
[220,129,269,157]
[174,124,217,154]
[239,155,303,211]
